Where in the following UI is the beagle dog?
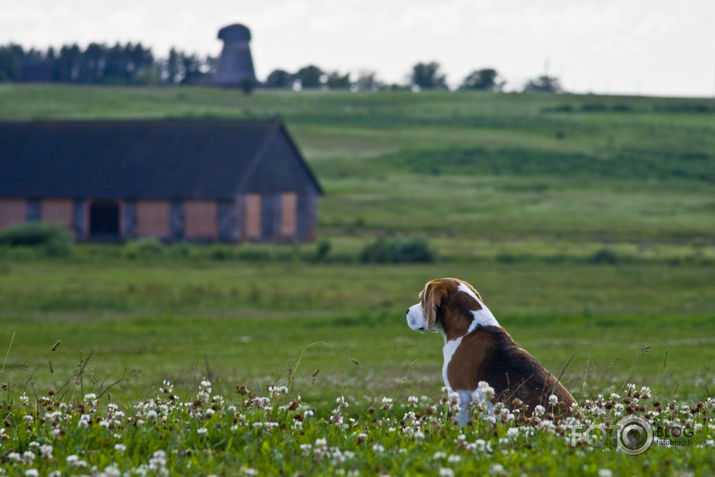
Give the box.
[406,278,575,425]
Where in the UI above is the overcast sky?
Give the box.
[2,0,714,96]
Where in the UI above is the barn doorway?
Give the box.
[89,200,120,239]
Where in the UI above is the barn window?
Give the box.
[41,198,73,230]
[89,200,121,239]
[280,193,297,237]
[244,194,261,239]
[0,198,26,229]
[136,200,170,238]
[184,200,218,239]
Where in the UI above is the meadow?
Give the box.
[0,85,713,475]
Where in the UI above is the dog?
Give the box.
[406,277,575,425]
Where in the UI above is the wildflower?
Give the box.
[381,397,393,410]
[103,466,121,477]
[534,405,546,417]
[115,444,126,453]
[25,470,39,477]
[477,381,495,401]
[490,463,507,476]
[447,455,460,463]
[197,428,208,436]
[24,415,33,425]
[439,468,454,477]
[40,445,53,459]
[414,430,425,440]
[506,427,519,440]
[372,443,385,453]
[315,438,327,447]
[20,393,30,406]
[336,396,349,409]
[598,470,613,477]
[22,451,35,464]
[67,455,87,468]
[240,468,258,476]
[549,394,558,405]
[408,395,419,406]
[8,452,22,462]
[433,451,447,459]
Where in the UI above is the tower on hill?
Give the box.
[214,24,257,87]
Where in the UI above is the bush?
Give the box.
[588,248,619,265]
[0,222,73,256]
[359,236,437,264]
[122,237,164,259]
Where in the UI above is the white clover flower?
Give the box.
[408,395,419,405]
[48,472,61,477]
[549,394,559,405]
[477,381,495,400]
[439,468,454,477]
[490,463,507,476]
[240,468,258,476]
[447,455,460,463]
[506,427,519,440]
[115,443,126,453]
[534,405,546,417]
[381,397,393,410]
[315,438,327,447]
[20,393,30,406]
[25,470,39,477]
[22,451,35,464]
[372,443,384,453]
[433,451,447,459]
[598,470,613,477]
[24,415,33,425]
[197,428,208,436]
[40,445,53,459]
[103,465,121,477]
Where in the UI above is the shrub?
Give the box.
[359,236,437,264]
[588,248,619,265]
[122,237,164,259]
[0,222,71,246]
[0,222,73,256]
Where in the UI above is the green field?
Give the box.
[0,85,713,475]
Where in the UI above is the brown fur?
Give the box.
[421,278,576,412]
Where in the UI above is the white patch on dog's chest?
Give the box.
[442,337,463,390]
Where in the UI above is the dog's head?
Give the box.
[406,278,500,339]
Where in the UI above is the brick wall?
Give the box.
[0,198,26,229]
[41,198,73,230]
[184,200,218,239]
[136,200,170,238]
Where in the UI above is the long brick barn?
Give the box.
[0,120,322,242]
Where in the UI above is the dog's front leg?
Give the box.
[455,390,473,427]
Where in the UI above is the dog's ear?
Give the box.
[422,281,448,329]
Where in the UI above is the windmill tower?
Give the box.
[214,24,257,87]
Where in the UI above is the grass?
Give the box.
[0,85,713,474]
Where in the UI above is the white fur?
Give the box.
[442,336,462,390]
[457,282,500,332]
[406,303,427,331]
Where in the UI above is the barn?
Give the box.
[0,119,322,242]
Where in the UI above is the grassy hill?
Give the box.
[2,85,714,261]
[1,85,713,396]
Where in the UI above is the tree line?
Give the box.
[0,43,214,85]
[0,42,561,92]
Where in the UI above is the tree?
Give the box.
[460,68,504,91]
[265,69,292,88]
[294,65,323,88]
[410,61,447,90]
[325,71,350,89]
[523,75,563,93]
[354,70,381,91]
